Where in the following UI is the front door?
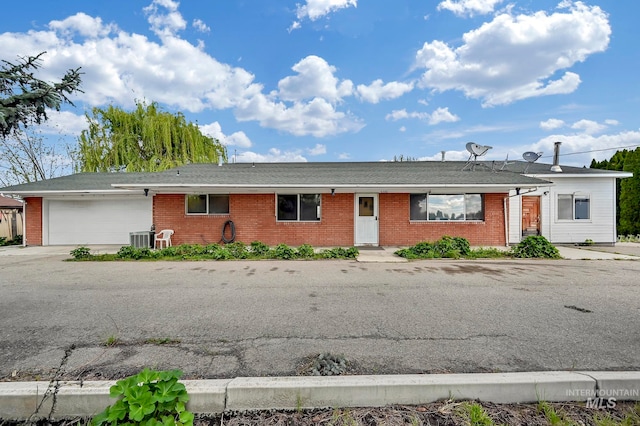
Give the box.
[521,196,541,237]
[355,194,379,246]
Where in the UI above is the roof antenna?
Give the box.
[499,153,515,171]
[176,170,180,176]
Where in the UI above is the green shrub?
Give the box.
[91,368,193,426]
[272,243,297,259]
[174,244,203,257]
[70,246,92,260]
[319,247,359,259]
[225,241,248,259]
[467,247,508,259]
[296,244,315,258]
[395,236,471,259]
[250,240,270,256]
[510,235,561,259]
[117,245,141,259]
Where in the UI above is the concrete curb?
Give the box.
[1,372,639,420]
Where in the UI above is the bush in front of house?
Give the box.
[75,241,359,261]
[0,235,22,246]
[395,236,475,259]
[510,235,561,259]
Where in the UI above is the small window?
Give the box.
[277,194,321,221]
[557,194,590,220]
[186,194,229,214]
[410,194,484,221]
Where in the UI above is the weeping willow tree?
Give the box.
[75,101,227,172]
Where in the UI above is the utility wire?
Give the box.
[539,143,640,159]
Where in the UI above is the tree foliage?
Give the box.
[75,101,227,172]
[0,128,68,186]
[0,52,82,138]
[591,148,640,235]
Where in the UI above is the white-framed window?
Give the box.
[186,194,230,214]
[410,194,484,221]
[557,194,590,220]
[277,194,321,221]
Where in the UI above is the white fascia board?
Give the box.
[526,172,633,179]
[1,190,141,197]
[112,183,543,190]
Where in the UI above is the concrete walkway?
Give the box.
[1,371,639,419]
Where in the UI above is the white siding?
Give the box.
[508,177,617,244]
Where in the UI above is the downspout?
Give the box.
[22,200,27,247]
[503,196,509,247]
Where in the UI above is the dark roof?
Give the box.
[0,160,626,195]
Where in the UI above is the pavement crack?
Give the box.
[26,344,75,423]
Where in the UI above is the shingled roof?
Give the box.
[0,160,627,196]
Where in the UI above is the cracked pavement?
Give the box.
[1,255,639,382]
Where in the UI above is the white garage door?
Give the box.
[48,198,153,245]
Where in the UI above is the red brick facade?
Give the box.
[378,193,507,246]
[24,197,43,246]
[22,192,508,246]
[154,192,507,247]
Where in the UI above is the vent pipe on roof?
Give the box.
[550,141,562,172]
[218,157,222,166]
[441,151,446,161]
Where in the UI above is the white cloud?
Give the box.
[199,122,252,148]
[399,126,406,132]
[39,110,88,136]
[0,3,364,139]
[605,119,619,126]
[385,107,459,125]
[288,21,302,33]
[419,150,470,161]
[235,94,364,137]
[307,144,327,155]
[143,0,186,38]
[192,19,210,33]
[540,118,565,131]
[295,0,357,21]
[532,130,640,164]
[356,79,414,104]
[235,148,307,163]
[338,152,351,160]
[429,107,460,125]
[277,55,353,103]
[438,0,504,17]
[415,2,610,106]
[48,13,117,38]
[571,119,606,135]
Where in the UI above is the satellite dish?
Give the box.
[522,151,543,173]
[466,142,492,157]
[522,151,542,163]
[462,142,493,171]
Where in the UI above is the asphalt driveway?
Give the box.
[1,253,639,381]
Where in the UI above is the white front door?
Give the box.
[355,194,379,246]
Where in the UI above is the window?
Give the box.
[186,194,229,214]
[277,194,321,221]
[557,194,590,220]
[410,194,484,221]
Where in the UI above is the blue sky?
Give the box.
[1,0,639,168]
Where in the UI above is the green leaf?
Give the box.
[90,409,110,426]
[158,369,183,382]
[128,400,157,422]
[110,377,135,397]
[179,410,194,426]
[107,400,128,423]
[137,367,160,384]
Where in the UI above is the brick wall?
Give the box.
[153,192,507,247]
[379,193,507,246]
[24,197,43,246]
[153,193,355,246]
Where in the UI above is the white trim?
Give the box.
[275,193,322,222]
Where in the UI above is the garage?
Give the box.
[46,197,152,245]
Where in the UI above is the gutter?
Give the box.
[22,199,26,247]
